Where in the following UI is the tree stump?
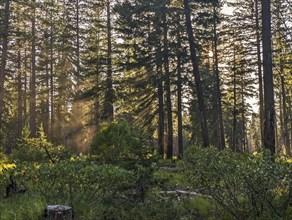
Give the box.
[45,205,73,220]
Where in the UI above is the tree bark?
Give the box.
[0,0,10,132]
[24,49,28,125]
[232,48,237,152]
[162,4,173,159]
[261,0,275,155]
[104,0,114,121]
[155,10,165,156]
[241,81,246,152]
[30,0,37,137]
[280,75,291,156]
[95,32,101,131]
[17,47,23,138]
[255,0,264,146]
[213,5,225,150]
[73,0,82,121]
[176,14,183,158]
[49,0,54,141]
[183,0,209,148]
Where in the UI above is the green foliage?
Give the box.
[13,157,135,206]
[183,147,292,219]
[90,121,155,166]
[91,121,158,201]
[12,126,72,163]
[0,193,45,220]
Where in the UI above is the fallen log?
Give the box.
[159,190,212,198]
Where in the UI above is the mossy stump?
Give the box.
[44,205,73,220]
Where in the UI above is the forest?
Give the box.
[0,0,292,219]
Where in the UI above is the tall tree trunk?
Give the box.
[156,45,164,156]
[176,15,183,158]
[162,4,173,159]
[213,5,225,150]
[43,10,50,136]
[76,0,80,96]
[288,94,292,150]
[95,33,101,131]
[262,0,275,155]
[280,75,291,156]
[155,11,165,156]
[158,74,165,156]
[74,0,81,120]
[24,49,28,125]
[30,0,37,137]
[279,89,284,149]
[104,0,114,121]
[232,49,237,152]
[0,0,10,132]
[255,0,264,146]
[241,82,246,152]
[44,60,50,135]
[49,1,54,140]
[183,0,209,147]
[17,48,23,138]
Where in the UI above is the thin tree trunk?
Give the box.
[162,4,173,159]
[279,89,284,149]
[95,33,101,131]
[17,48,23,138]
[255,0,264,146]
[241,82,246,152]
[24,49,28,125]
[262,0,275,155]
[50,1,54,140]
[43,9,50,136]
[74,0,81,119]
[176,15,183,158]
[275,109,279,153]
[30,0,37,137]
[155,10,165,156]
[213,5,225,150]
[280,75,291,156]
[158,75,165,156]
[76,0,80,96]
[104,0,114,121]
[288,94,292,150]
[232,47,237,152]
[45,60,50,135]
[156,50,164,156]
[0,0,10,132]
[183,0,209,147]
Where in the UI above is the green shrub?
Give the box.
[12,126,72,163]
[183,147,292,219]
[90,121,155,165]
[90,121,158,202]
[13,157,135,206]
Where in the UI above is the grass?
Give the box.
[0,193,45,220]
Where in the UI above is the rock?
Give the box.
[44,205,73,220]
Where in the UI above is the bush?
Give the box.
[90,121,155,166]
[90,121,158,202]
[183,147,292,219]
[4,156,139,219]
[12,126,72,163]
